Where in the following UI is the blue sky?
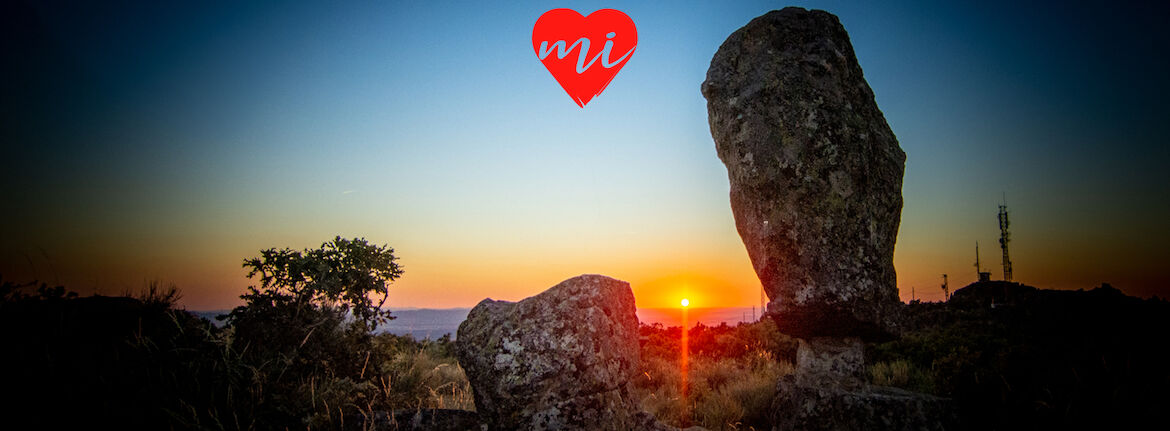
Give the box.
[3,0,1168,309]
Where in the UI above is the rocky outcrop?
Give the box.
[455,275,645,430]
[701,6,905,340]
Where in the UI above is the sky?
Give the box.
[2,0,1168,310]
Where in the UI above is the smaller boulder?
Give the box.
[455,274,642,430]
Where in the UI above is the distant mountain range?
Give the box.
[190,307,764,340]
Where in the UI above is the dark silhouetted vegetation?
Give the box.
[1,238,471,430]
[868,282,1170,429]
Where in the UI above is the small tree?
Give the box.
[226,236,403,379]
[231,236,402,329]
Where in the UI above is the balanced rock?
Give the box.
[701,7,905,340]
[455,274,643,430]
[704,8,954,430]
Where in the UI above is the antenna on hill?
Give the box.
[975,242,991,282]
[998,194,1013,282]
[941,274,950,301]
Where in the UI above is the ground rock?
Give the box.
[771,377,957,431]
[702,7,905,340]
[380,409,484,430]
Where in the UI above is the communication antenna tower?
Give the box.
[998,195,1013,282]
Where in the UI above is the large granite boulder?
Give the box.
[701,7,905,340]
[455,274,643,430]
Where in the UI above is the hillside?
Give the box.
[873,281,1170,428]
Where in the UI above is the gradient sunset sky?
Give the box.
[3,0,1168,310]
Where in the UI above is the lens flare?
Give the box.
[680,298,690,424]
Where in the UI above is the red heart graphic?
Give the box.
[532,9,637,108]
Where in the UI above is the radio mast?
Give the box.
[998,195,1013,282]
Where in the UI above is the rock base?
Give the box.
[772,337,955,430]
[794,337,865,387]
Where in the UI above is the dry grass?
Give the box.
[383,348,475,411]
[636,350,793,430]
[300,340,475,429]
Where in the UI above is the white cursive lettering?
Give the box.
[538,32,634,74]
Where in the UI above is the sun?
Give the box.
[680,298,690,307]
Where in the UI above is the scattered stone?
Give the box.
[701,6,905,340]
[634,412,710,431]
[382,409,484,431]
[455,274,646,430]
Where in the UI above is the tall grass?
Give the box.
[635,321,795,430]
[378,344,475,411]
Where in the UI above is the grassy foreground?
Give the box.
[5,278,1168,429]
[1,278,795,430]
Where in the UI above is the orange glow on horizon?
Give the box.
[631,271,760,309]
